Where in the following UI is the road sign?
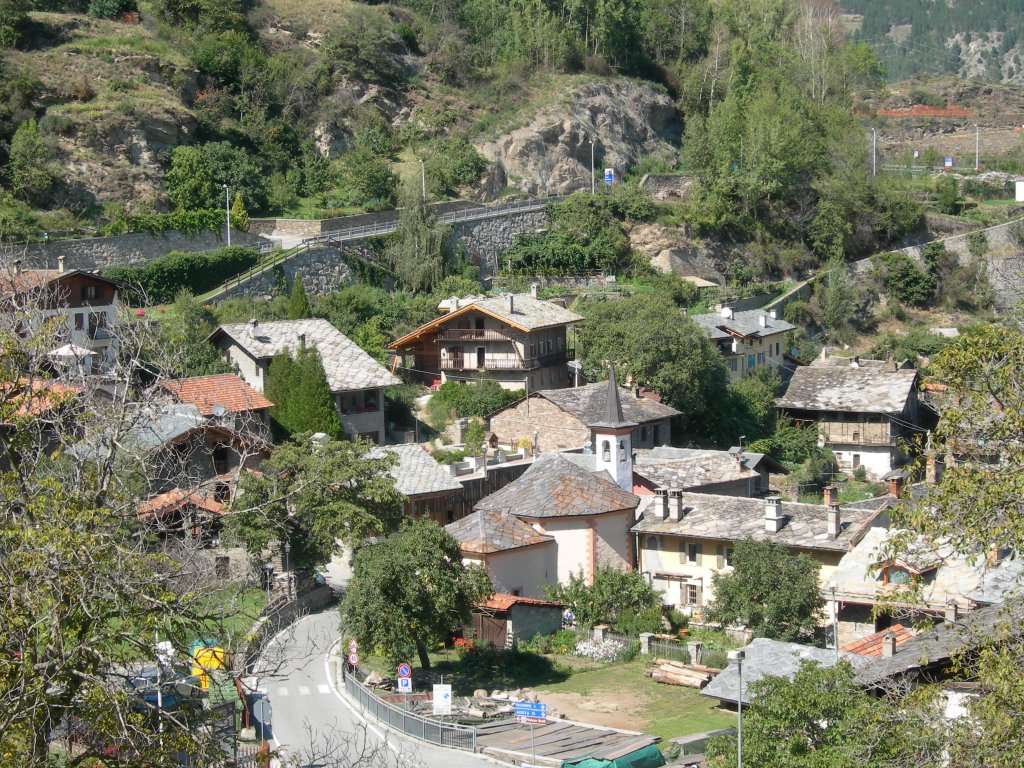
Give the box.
[397,663,412,678]
[348,652,360,666]
[349,639,359,652]
[604,168,615,186]
[398,677,413,694]
[514,701,547,724]
[433,684,452,716]
[944,156,954,168]
[252,695,272,740]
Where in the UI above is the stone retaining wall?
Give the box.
[217,245,361,301]
[448,210,548,278]
[0,228,264,272]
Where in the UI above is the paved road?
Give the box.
[255,609,497,768]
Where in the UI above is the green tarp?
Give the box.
[561,743,666,768]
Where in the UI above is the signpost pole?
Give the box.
[531,723,536,767]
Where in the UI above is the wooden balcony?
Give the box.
[441,351,568,372]
[437,328,520,342]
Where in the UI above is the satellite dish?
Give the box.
[212,404,227,418]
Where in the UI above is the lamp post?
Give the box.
[419,158,426,200]
[283,540,291,599]
[829,582,840,662]
[590,139,595,195]
[871,128,877,177]
[975,125,980,171]
[223,184,231,246]
[728,650,745,768]
[263,563,273,598]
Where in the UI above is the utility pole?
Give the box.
[223,184,231,246]
[590,140,595,195]
[871,128,877,177]
[975,125,980,171]
[420,159,426,201]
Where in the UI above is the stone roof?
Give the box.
[383,443,462,498]
[475,452,640,519]
[443,293,583,331]
[841,625,916,657]
[447,509,553,554]
[702,638,874,705]
[691,309,795,341]
[631,492,881,552]
[777,361,919,415]
[633,451,761,491]
[161,374,273,417]
[521,382,679,426]
[830,526,1024,609]
[590,366,638,430]
[214,319,401,392]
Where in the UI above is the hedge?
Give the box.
[99,209,226,237]
[103,246,259,305]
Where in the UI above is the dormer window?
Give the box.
[886,567,912,586]
[880,557,938,586]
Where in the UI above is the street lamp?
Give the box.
[829,582,839,662]
[590,139,596,195]
[975,124,980,171]
[728,650,745,768]
[871,128,877,177]
[283,540,291,600]
[223,184,231,246]
[419,158,426,200]
[262,563,274,597]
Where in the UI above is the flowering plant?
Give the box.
[573,638,628,662]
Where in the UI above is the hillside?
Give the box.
[841,0,1024,83]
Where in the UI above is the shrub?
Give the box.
[549,630,579,655]
[424,138,489,198]
[872,251,937,307]
[852,465,868,481]
[342,147,398,207]
[103,246,259,305]
[89,0,134,19]
[430,448,468,465]
[427,380,523,427]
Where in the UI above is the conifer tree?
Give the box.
[288,347,343,439]
[230,192,250,232]
[288,276,312,319]
[264,350,296,439]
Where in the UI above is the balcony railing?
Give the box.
[441,351,568,372]
[437,329,520,342]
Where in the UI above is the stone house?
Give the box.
[209,318,401,444]
[448,509,557,597]
[0,262,121,372]
[487,380,679,453]
[388,290,583,391]
[632,447,788,498]
[776,354,932,479]
[383,443,463,523]
[160,373,274,439]
[691,307,795,381]
[632,489,886,614]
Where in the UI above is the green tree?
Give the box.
[287,276,312,320]
[262,346,342,439]
[815,256,856,340]
[342,519,494,669]
[464,417,486,456]
[707,538,824,642]
[167,143,268,212]
[166,146,217,211]
[578,295,730,441]
[263,350,296,438]
[342,147,398,206]
[386,180,451,293]
[0,0,30,47]
[7,120,59,203]
[705,661,944,768]
[424,138,488,198]
[230,192,249,232]
[227,435,405,569]
[546,564,664,634]
[158,290,234,378]
[935,175,959,215]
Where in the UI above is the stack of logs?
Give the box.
[645,658,722,689]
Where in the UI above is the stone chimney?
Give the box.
[764,495,784,533]
[881,632,897,658]
[667,489,684,522]
[58,255,66,274]
[720,306,734,320]
[850,355,860,368]
[768,308,777,320]
[653,489,668,521]
[530,283,539,298]
[449,296,459,312]
[827,502,841,539]
[248,318,259,335]
[298,333,306,350]
[13,258,21,276]
[888,475,904,498]
[822,485,838,507]
[759,314,767,328]
[508,293,515,313]
[634,386,641,399]
[945,600,959,623]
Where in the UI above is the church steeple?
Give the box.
[591,365,637,492]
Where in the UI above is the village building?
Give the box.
[160,373,274,437]
[209,318,401,444]
[632,446,787,498]
[776,353,932,479]
[690,307,795,381]
[448,509,556,598]
[0,262,121,372]
[469,594,565,649]
[388,291,583,391]
[487,380,679,453]
[383,443,463,523]
[632,488,886,614]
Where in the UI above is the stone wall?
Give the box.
[489,398,590,453]
[217,244,360,301]
[448,210,548,278]
[638,174,695,200]
[0,228,264,272]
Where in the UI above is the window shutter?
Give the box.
[677,539,686,565]
[716,545,724,569]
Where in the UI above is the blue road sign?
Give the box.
[514,701,548,724]
[604,168,615,185]
[397,663,412,678]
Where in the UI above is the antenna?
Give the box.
[212,404,227,419]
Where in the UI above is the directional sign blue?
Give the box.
[514,702,547,719]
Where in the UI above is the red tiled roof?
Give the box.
[481,593,564,611]
[1,378,83,421]
[161,374,273,416]
[841,624,916,657]
[137,488,225,521]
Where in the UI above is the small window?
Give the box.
[684,583,701,606]
[74,313,84,331]
[511,588,522,597]
[729,359,738,372]
[640,426,648,442]
[602,440,611,462]
[757,352,766,365]
[776,342,780,356]
[618,440,626,461]
[725,547,734,567]
[886,567,913,586]
[686,542,701,565]
[747,354,756,370]
[82,285,98,301]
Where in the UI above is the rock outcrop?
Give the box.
[476,79,680,199]
[627,222,724,285]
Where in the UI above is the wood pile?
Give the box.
[645,658,722,689]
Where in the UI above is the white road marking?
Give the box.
[278,687,290,696]
[298,685,311,695]
[318,684,330,694]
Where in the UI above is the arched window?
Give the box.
[618,440,626,461]
[602,440,611,462]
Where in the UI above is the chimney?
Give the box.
[13,258,21,276]
[634,386,641,399]
[58,255,66,274]
[449,296,459,312]
[822,484,838,507]
[925,456,937,484]
[667,489,684,522]
[764,495,783,533]
[851,355,860,368]
[944,600,959,623]
[986,547,1005,567]
[720,306,734,320]
[508,293,515,313]
[759,314,767,328]
[881,632,897,658]
[827,502,841,539]
[298,333,306,350]
[768,308,777,320]
[530,283,539,298]
[888,475,904,498]
[653,489,668,521]
[248,318,259,335]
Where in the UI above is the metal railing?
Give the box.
[441,352,567,371]
[437,328,521,342]
[344,672,477,751]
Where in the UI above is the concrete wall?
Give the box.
[509,604,564,641]
[483,542,558,598]
[2,228,264,272]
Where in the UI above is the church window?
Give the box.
[602,440,610,462]
[618,440,626,461]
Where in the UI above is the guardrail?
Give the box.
[343,671,477,752]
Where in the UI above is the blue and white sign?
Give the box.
[514,701,547,724]
[944,156,954,168]
[397,677,413,694]
[433,684,452,715]
[604,168,615,186]
[397,663,412,679]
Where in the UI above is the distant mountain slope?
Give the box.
[842,0,1024,83]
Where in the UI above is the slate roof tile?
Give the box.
[447,509,554,554]
[777,361,919,415]
[383,443,462,497]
